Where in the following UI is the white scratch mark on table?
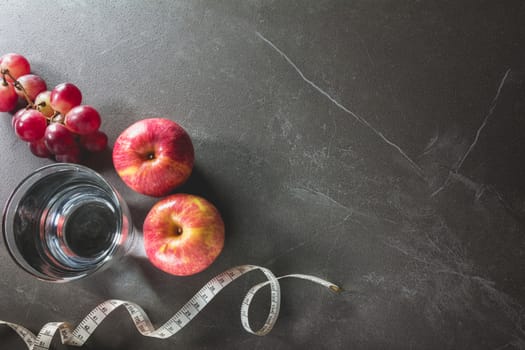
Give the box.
[290,186,398,225]
[431,68,511,198]
[456,68,511,171]
[255,31,425,180]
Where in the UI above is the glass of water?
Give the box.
[2,163,134,282]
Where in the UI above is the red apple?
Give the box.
[112,118,194,197]
[143,194,225,276]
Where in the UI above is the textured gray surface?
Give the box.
[1,1,525,349]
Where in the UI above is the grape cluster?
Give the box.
[0,53,108,163]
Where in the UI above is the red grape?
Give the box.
[12,108,27,129]
[34,91,54,117]
[54,144,82,163]
[49,83,82,115]
[0,82,18,112]
[29,138,52,158]
[64,105,101,135]
[0,52,107,163]
[0,53,30,82]
[80,131,108,152]
[14,109,47,142]
[15,74,46,101]
[44,123,76,154]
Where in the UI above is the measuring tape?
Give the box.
[0,265,340,349]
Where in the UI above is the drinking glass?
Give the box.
[2,163,134,282]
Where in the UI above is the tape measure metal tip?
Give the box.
[329,285,342,293]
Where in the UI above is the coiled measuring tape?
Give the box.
[0,265,340,349]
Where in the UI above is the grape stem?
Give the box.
[51,111,63,123]
[0,68,34,107]
[0,70,7,86]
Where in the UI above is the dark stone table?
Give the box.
[1,1,524,349]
